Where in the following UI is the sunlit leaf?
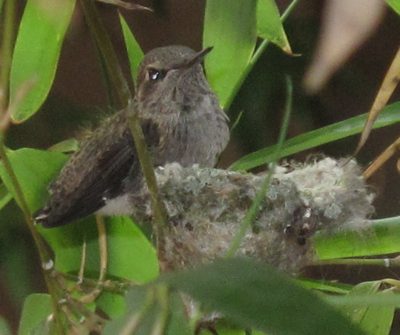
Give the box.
[48,137,79,153]
[119,13,144,83]
[162,258,364,335]
[203,0,257,108]
[106,216,158,283]
[314,216,400,259]
[387,0,400,15]
[10,0,76,122]
[231,101,400,171]
[257,0,292,53]
[18,294,52,335]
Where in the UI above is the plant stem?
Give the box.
[127,109,167,230]
[0,0,15,113]
[315,257,400,268]
[0,144,67,334]
[61,271,135,293]
[225,76,293,257]
[80,0,167,246]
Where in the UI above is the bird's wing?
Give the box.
[35,110,159,228]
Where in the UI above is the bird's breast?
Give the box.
[153,95,229,168]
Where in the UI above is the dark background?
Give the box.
[1,0,400,332]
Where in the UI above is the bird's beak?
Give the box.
[174,47,213,70]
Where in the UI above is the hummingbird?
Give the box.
[34,45,230,227]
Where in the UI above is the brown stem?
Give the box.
[80,0,167,246]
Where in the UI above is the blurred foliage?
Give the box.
[0,0,399,334]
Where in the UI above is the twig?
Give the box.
[363,135,400,179]
[225,76,293,257]
[80,0,167,242]
[314,256,400,268]
[96,215,108,282]
[59,271,135,293]
[78,215,108,304]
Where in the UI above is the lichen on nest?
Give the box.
[125,157,374,274]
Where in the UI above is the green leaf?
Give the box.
[40,216,158,318]
[0,182,12,212]
[0,147,157,317]
[40,216,158,283]
[165,291,192,335]
[326,292,400,308]
[342,282,382,322]
[97,292,126,319]
[106,216,159,283]
[386,0,400,15]
[119,13,144,83]
[38,216,99,273]
[215,326,248,335]
[257,0,292,53]
[358,291,394,335]
[203,0,257,109]
[314,216,400,259]
[162,258,364,335]
[48,137,79,153]
[231,101,400,171]
[342,282,394,335]
[103,287,191,335]
[0,148,67,212]
[0,317,11,335]
[10,0,76,122]
[2,239,36,305]
[18,294,52,335]
[298,278,352,294]
[103,286,151,335]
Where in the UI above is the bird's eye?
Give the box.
[147,68,166,81]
